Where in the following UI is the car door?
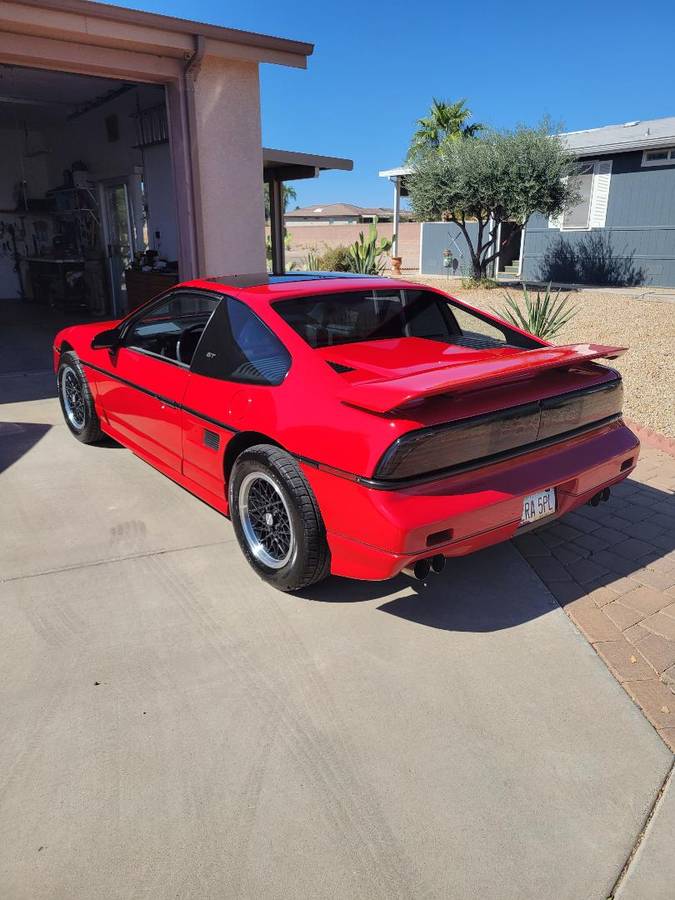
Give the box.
[96,290,219,471]
[181,295,291,502]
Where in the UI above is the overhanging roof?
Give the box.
[263,147,353,182]
[379,166,412,178]
[1,0,314,68]
[560,116,675,156]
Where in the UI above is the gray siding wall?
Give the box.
[419,221,483,276]
[522,151,675,286]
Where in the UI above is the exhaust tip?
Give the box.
[413,558,432,580]
[404,558,433,580]
[431,554,446,574]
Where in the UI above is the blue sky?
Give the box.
[119,0,674,208]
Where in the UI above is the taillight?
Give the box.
[374,378,623,481]
[538,379,623,440]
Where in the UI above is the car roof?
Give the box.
[181,272,426,305]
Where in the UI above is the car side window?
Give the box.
[124,291,219,366]
[190,296,291,385]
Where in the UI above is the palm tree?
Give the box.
[263,183,298,220]
[407,98,483,160]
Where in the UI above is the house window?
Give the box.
[562,162,595,230]
[549,159,612,231]
[641,148,675,167]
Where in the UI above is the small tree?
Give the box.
[407,125,579,279]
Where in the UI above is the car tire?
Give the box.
[57,351,103,444]
[229,444,330,592]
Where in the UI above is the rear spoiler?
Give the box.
[342,343,626,414]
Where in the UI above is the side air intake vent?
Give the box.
[327,361,354,373]
[203,429,220,451]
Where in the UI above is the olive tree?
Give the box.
[406,125,579,279]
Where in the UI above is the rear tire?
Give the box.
[229,444,330,592]
[57,351,103,444]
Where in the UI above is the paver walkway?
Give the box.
[515,445,675,751]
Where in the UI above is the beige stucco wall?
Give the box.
[191,57,266,276]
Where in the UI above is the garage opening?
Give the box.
[0,63,179,372]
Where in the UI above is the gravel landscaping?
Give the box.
[407,277,675,438]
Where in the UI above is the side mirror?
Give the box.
[91,327,121,350]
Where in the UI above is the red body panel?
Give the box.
[53,276,640,581]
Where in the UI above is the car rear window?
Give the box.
[274,289,457,349]
[274,289,537,350]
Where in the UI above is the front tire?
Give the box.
[229,444,330,591]
[57,351,103,444]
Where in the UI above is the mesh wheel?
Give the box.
[229,444,330,591]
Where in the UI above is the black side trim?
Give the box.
[81,359,180,408]
[80,359,239,433]
[181,404,238,433]
[80,362,625,491]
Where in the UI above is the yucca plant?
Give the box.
[492,283,577,340]
[346,218,393,275]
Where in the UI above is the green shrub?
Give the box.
[492,283,577,340]
[460,276,499,290]
[304,244,352,272]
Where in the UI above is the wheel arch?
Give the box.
[224,431,283,483]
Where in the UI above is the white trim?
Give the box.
[516,222,526,277]
[418,221,425,274]
[641,148,675,167]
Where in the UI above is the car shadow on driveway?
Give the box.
[300,543,555,633]
[298,471,674,635]
[0,422,52,474]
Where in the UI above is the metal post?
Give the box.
[391,175,401,257]
[269,178,285,275]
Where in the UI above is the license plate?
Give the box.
[521,488,556,525]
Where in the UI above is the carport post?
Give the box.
[391,175,401,258]
[268,178,286,275]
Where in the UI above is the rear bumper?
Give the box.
[301,420,640,581]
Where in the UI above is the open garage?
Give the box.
[0,0,353,381]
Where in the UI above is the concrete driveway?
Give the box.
[1,371,672,899]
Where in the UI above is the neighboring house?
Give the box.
[382,116,675,286]
[286,203,408,225]
[521,116,675,287]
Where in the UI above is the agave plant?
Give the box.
[346,219,393,275]
[493,284,577,340]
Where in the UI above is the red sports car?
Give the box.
[53,273,639,591]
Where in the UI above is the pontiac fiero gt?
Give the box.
[54,273,638,590]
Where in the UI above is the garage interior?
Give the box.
[0,63,179,331]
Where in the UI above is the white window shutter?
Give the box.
[589,160,612,228]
